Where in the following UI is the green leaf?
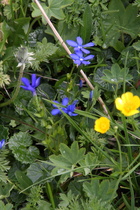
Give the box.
[37,200,53,210]
[49,154,71,169]
[14,17,31,35]
[0,201,13,210]
[59,141,85,165]
[133,40,140,51]
[0,125,9,140]
[27,162,53,183]
[79,4,92,43]
[37,83,56,99]
[0,21,11,52]
[49,142,85,182]
[79,152,99,175]
[32,0,74,23]
[0,183,14,199]
[9,132,39,164]
[83,179,117,203]
[102,63,132,85]
[56,20,79,42]
[15,170,32,193]
[32,37,58,71]
[102,0,140,48]
[94,67,117,91]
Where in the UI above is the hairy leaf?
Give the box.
[9,132,39,164]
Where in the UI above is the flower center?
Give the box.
[100,123,107,130]
[124,103,134,113]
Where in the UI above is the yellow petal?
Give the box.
[121,109,139,116]
[115,98,124,111]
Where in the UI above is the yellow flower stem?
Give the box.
[121,115,139,190]
[115,134,123,173]
[121,114,133,163]
[0,64,25,107]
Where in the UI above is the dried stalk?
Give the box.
[34,0,110,117]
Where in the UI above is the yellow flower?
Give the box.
[115,92,140,116]
[94,117,110,134]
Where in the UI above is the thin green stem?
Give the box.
[120,116,139,191]
[46,182,55,209]
[121,115,132,163]
[115,134,123,173]
[0,65,25,107]
[10,0,14,20]
[20,0,25,17]
[123,51,129,93]
[135,50,140,75]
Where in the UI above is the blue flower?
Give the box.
[79,79,83,89]
[63,100,78,116]
[89,90,94,101]
[21,74,41,96]
[0,139,5,149]
[66,36,94,54]
[70,51,94,66]
[51,98,78,116]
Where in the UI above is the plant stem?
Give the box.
[121,115,132,163]
[0,65,25,107]
[123,51,129,93]
[46,182,55,209]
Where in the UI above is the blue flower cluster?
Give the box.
[66,36,94,66]
[21,74,41,96]
[51,98,78,116]
[20,74,78,117]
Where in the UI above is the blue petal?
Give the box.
[20,85,35,92]
[62,108,68,114]
[82,61,90,65]
[0,139,5,149]
[81,48,90,54]
[74,47,82,51]
[31,74,36,87]
[75,50,83,58]
[62,98,69,106]
[73,100,78,105]
[79,79,83,88]
[82,42,94,47]
[73,60,81,65]
[76,36,83,45]
[20,85,30,90]
[35,77,41,88]
[67,104,75,112]
[51,109,61,115]
[70,54,80,60]
[66,40,78,47]
[89,90,93,100]
[84,55,94,60]
[21,77,30,86]
[52,101,59,108]
[68,112,78,116]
